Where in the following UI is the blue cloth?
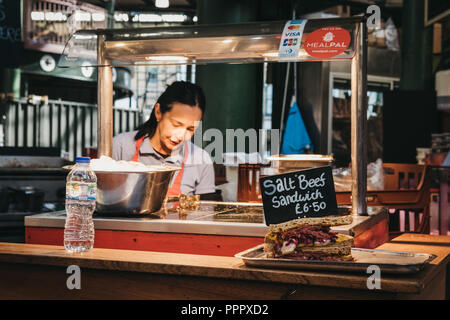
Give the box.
[281,101,312,154]
[442,151,450,167]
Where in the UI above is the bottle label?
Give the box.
[66,183,96,201]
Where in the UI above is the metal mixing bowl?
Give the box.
[64,165,180,215]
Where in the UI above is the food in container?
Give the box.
[64,156,180,215]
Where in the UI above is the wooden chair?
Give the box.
[383,163,425,190]
[383,163,430,235]
[336,163,431,235]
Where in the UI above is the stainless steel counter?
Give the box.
[25,201,388,238]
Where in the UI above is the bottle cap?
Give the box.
[75,157,91,163]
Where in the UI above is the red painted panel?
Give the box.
[25,218,389,257]
[25,227,264,257]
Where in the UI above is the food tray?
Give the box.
[235,244,436,274]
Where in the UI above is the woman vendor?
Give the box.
[112,81,216,199]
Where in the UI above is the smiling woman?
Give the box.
[112,81,216,197]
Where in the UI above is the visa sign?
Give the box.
[285,32,302,37]
[278,19,307,59]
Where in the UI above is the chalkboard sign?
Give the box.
[259,166,338,225]
[0,0,21,68]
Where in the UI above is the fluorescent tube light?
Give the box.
[155,0,169,8]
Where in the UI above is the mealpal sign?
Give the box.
[260,166,338,225]
[304,26,351,59]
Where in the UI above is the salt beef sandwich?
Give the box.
[264,215,354,261]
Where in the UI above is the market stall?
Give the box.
[3,15,449,301]
[58,16,369,215]
[19,16,394,258]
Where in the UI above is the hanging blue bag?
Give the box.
[281,100,312,154]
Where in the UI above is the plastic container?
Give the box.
[64,157,97,253]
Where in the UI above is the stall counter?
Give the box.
[24,202,389,256]
[0,233,448,300]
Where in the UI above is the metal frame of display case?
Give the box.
[60,16,368,215]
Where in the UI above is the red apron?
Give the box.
[132,136,188,196]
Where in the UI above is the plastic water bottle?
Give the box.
[64,157,97,253]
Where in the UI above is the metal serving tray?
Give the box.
[235,244,436,274]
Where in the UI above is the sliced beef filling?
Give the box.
[282,225,338,243]
[274,225,339,256]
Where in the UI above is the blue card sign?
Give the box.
[259,166,338,225]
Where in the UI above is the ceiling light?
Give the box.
[114,13,129,22]
[92,13,105,22]
[138,14,162,22]
[31,11,45,21]
[75,11,91,22]
[155,0,169,8]
[162,14,186,22]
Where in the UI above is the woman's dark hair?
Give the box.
[134,81,206,140]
